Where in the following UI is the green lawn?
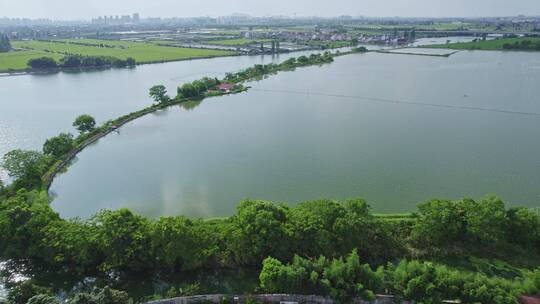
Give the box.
[1,39,236,72]
[206,38,272,46]
[426,37,540,50]
[0,50,63,72]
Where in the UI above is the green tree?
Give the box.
[297,56,309,64]
[259,257,305,294]
[151,216,217,272]
[227,200,291,265]
[388,260,460,303]
[73,114,97,134]
[26,294,60,304]
[0,34,11,52]
[1,150,50,188]
[177,83,199,98]
[259,250,383,302]
[68,292,99,304]
[96,286,131,304]
[6,281,52,304]
[0,190,59,262]
[506,207,540,248]
[68,287,131,304]
[412,198,468,252]
[125,57,136,66]
[43,133,74,158]
[464,195,507,246]
[59,55,83,68]
[149,85,170,103]
[27,57,58,69]
[90,209,153,272]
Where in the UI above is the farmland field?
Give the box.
[0,50,63,71]
[1,39,236,72]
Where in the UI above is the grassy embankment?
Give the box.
[427,37,540,50]
[0,39,236,72]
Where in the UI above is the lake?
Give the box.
[49,49,540,219]
[0,47,349,182]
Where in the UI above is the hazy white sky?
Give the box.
[1,0,539,20]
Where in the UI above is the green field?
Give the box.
[206,38,272,46]
[427,37,540,50]
[0,50,63,71]
[1,39,236,72]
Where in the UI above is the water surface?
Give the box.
[50,50,540,218]
[0,48,347,181]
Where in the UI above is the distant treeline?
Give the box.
[27,55,136,69]
[503,39,540,50]
[38,39,124,48]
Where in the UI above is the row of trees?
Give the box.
[1,186,539,277]
[0,34,11,52]
[147,52,338,105]
[149,77,224,105]
[412,196,540,255]
[223,52,334,83]
[1,191,539,303]
[260,253,540,304]
[39,39,120,49]
[27,55,136,69]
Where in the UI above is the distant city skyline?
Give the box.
[1,0,540,20]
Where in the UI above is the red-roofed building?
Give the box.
[217,83,235,93]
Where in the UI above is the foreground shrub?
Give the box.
[259,250,384,302]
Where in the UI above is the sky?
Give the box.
[0,0,539,20]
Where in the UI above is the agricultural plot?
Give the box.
[1,39,236,72]
[0,50,63,72]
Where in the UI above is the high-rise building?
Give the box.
[133,13,140,23]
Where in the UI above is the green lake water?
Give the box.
[49,50,540,218]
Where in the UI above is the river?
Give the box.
[47,48,540,218]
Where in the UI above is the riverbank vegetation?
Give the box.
[26,54,137,70]
[428,36,540,51]
[0,191,539,303]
